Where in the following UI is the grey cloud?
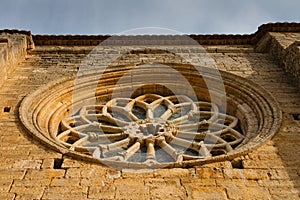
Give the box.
[0,0,298,34]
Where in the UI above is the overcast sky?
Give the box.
[0,0,299,35]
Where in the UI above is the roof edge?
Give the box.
[1,22,300,46]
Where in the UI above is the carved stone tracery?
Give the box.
[58,94,244,165]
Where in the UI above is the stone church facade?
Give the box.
[0,23,300,199]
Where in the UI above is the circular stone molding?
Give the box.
[19,65,281,169]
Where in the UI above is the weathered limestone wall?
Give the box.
[0,31,33,87]
[257,32,300,92]
[0,26,300,199]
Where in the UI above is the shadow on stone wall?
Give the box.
[244,53,300,197]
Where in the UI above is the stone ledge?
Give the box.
[265,32,300,92]
[0,32,34,87]
[28,22,300,46]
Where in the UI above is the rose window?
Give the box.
[19,65,281,168]
[57,94,244,165]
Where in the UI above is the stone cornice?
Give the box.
[1,22,300,46]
